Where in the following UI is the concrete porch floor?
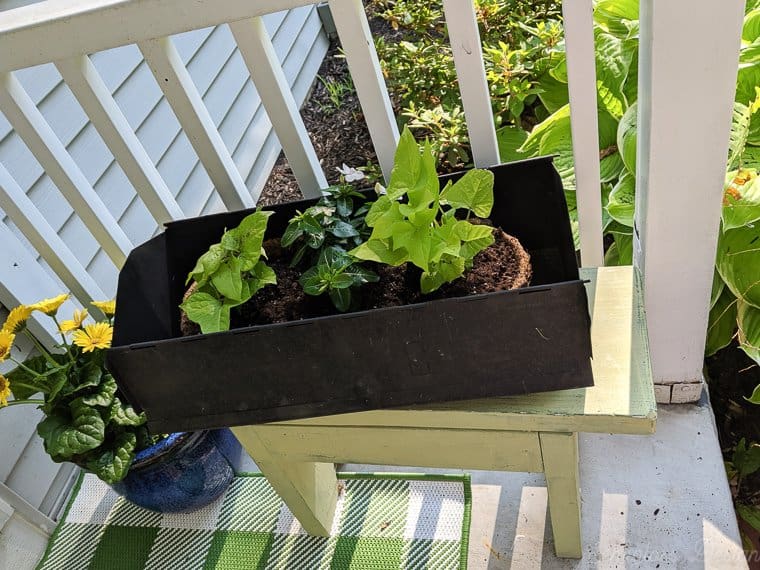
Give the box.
[3,396,746,569]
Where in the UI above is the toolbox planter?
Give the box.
[107,157,593,434]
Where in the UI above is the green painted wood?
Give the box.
[248,426,544,472]
[269,266,656,435]
[540,432,582,558]
[231,427,338,536]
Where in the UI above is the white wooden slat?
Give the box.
[0,224,65,348]
[0,163,106,304]
[328,0,399,182]
[230,17,326,198]
[0,0,318,73]
[441,0,500,168]
[562,0,604,267]
[635,0,745,389]
[138,36,254,210]
[0,72,132,267]
[55,55,183,224]
[0,483,55,535]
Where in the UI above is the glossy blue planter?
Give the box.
[110,428,242,512]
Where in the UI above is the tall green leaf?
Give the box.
[705,288,739,356]
[716,224,760,308]
[722,170,760,229]
[606,172,635,227]
[617,103,638,175]
[738,299,760,363]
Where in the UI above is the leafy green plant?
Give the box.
[316,74,355,114]
[282,179,378,311]
[350,127,496,293]
[181,211,276,333]
[1,295,148,484]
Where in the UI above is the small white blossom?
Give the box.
[375,183,387,196]
[336,163,365,182]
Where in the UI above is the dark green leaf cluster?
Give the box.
[9,350,148,484]
[350,127,495,294]
[282,184,378,311]
[181,211,277,333]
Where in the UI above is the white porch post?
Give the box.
[634,0,745,403]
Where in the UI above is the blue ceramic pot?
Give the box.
[110,428,242,513]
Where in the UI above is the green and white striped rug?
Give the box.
[37,472,471,569]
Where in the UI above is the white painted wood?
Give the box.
[0,164,106,304]
[562,0,604,267]
[442,0,499,168]
[328,0,399,181]
[0,72,132,266]
[0,224,72,347]
[0,0,318,73]
[230,17,326,197]
[55,55,183,224]
[0,483,54,535]
[139,36,254,210]
[634,0,744,386]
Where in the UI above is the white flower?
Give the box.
[374,182,387,196]
[336,163,365,183]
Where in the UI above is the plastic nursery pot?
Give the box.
[110,428,242,512]
[107,157,593,433]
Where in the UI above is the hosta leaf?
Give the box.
[736,61,760,106]
[180,292,229,334]
[600,151,625,184]
[711,270,725,308]
[535,70,569,113]
[594,0,639,36]
[439,169,494,217]
[109,397,147,426]
[705,288,738,357]
[85,431,137,484]
[81,375,117,407]
[617,103,637,175]
[716,224,760,308]
[606,172,635,227]
[495,126,528,162]
[722,170,760,229]
[729,103,753,170]
[744,10,760,43]
[594,30,635,117]
[738,299,760,363]
[37,398,105,461]
[604,232,633,266]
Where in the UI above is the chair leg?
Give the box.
[231,426,338,536]
[539,432,582,558]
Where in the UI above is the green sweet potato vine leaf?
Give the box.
[182,211,276,333]
[351,127,495,294]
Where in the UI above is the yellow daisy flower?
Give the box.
[0,374,10,407]
[2,305,33,333]
[72,322,113,353]
[31,293,69,316]
[59,309,89,333]
[0,330,14,362]
[91,299,116,317]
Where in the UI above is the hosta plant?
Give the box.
[350,127,496,293]
[0,295,150,484]
[181,210,276,333]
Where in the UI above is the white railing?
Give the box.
[0,0,746,404]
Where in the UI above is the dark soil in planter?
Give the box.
[180,226,532,335]
[705,342,760,508]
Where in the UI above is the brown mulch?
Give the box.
[258,42,379,206]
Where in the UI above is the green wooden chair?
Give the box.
[233,265,656,558]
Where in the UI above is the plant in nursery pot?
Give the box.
[107,129,593,434]
[0,296,241,512]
